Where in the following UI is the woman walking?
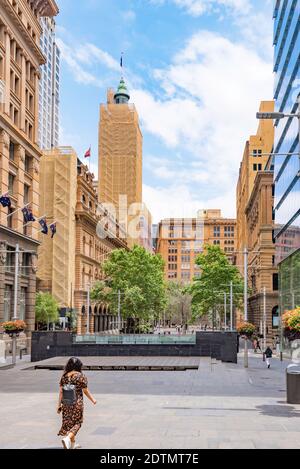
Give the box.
[57,357,97,449]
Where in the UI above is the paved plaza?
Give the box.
[0,353,299,449]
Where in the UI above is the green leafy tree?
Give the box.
[165,281,192,331]
[191,245,244,324]
[91,246,167,325]
[35,292,59,330]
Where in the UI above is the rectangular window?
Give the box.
[214,226,220,237]
[9,142,15,161]
[273,273,279,292]
[253,164,257,171]
[8,173,15,195]
[24,184,30,204]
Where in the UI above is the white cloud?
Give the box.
[151,0,252,17]
[134,29,273,221]
[56,39,104,87]
[143,183,237,222]
[122,10,136,22]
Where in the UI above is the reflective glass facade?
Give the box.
[39,17,60,150]
[273,0,300,312]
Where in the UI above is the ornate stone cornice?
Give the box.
[30,0,59,17]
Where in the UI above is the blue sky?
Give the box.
[56,0,274,222]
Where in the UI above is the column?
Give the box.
[20,52,26,132]
[4,29,11,116]
[15,145,25,234]
[76,312,82,336]
[26,253,37,352]
[33,71,39,145]
[0,130,9,226]
[31,154,40,241]
[90,311,95,334]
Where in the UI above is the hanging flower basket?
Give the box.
[282,308,300,342]
[1,321,26,337]
[237,322,256,339]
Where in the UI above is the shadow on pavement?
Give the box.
[256,404,300,418]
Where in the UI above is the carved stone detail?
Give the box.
[31,254,38,274]
[0,242,7,265]
[33,161,39,174]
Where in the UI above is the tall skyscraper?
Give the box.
[98,78,143,245]
[273,0,300,311]
[0,0,59,338]
[38,16,60,149]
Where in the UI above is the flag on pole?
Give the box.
[39,218,48,235]
[0,195,11,208]
[22,207,35,223]
[84,147,91,158]
[50,223,57,239]
[120,54,123,68]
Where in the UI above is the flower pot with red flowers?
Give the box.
[237,322,256,339]
[1,320,26,338]
[282,308,300,342]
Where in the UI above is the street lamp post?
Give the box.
[230,281,233,331]
[244,247,249,368]
[118,289,121,332]
[224,292,227,330]
[263,286,267,362]
[87,284,90,335]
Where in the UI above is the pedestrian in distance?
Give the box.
[256,338,262,353]
[264,347,273,369]
[57,357,97,449]
[253,337,258,353]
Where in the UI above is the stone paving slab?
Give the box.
[28,356,202,369]
[0,354,299,449]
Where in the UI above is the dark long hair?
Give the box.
[63,357,83,376]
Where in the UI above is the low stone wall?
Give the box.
[31,331,238,364]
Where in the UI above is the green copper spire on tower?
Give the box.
[114,77,130,104]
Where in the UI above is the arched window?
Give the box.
[272,306,279,329]
[82,194,86,205]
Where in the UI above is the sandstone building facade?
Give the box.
[245,171,279,343]
[235,100,278,341]
[0,0,58,336]
[98,79,152,250]
[37,147,127,335]
[157,210,237,284]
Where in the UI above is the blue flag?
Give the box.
[50,223,57,239]
[22,207,35,223]
[39,218,48,235]
[0,195,11,208]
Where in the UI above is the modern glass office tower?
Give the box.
[38,17,60,149]
[273,0,300,312]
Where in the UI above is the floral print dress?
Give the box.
[58,372,88,437]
